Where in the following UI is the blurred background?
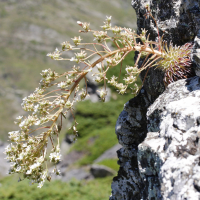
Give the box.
[0,0,138,199]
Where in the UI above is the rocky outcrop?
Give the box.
[140,76,200,199]
[110,77,200,200]
[110,88,151,200]
[110,0,200,199]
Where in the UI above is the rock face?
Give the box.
[140,76,200,199]
[110,88,151,200]
[110,0,200,199]
[110,78,200,200]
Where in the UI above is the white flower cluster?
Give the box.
[5,68,82,187]
[47,48,61,60]
[61,41,74,51]
[92,63,105,83]
[40,69,59,88]
[5,53,93,186]
[6,14,165,188]
[79,88,88,101]
[111,26,122,34]
[57,77,72,89]
[70,50,87,63]
[77,21,90,32]
[124,66,139,85]
[107,65,140,95]
[93,31,107,43]
[49,145,62,164]
[114,27,135,47]
[106,52,123,68]
[101,16,112,30]
[5,136,49,188]
[98,89,107,102]
[71,36,82,46]
[5,124,64,188]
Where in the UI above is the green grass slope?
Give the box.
[0,175,113,200]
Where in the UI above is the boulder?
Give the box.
[94,144,122,163]
[90,164,116,178]
[110,76,200,200]
[139,76,200,199]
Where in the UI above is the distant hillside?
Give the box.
[0,0,136,139]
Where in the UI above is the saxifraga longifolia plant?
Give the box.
[5,6,194,188]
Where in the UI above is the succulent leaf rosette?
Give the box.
[157,42,194,86]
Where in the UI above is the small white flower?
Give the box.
[71,36,82,46]
[77,21,82,25]
[16,166,21,172]
[56,169,61,175]
[64,100,72,109]
[16,116,23,120]
[54,99,65,106]
[55,152,62,161]
[106,16,112,22]
[42,69,48,74]
[19,120,25,128]
[70,57,77,62]
[33,104,39,113]
[26,169,32,174]
[98,89,107,102]
[5,144,11,153]
[38,156,44,162]
[8,131,19,136]
[46,53,53,57]
[41,170,47,180]
[46,49,61,60]
[22,143,27,148]
[57,81,66,88]
[75,50,87,60]
[18,153,24,160]
[26,145,32,151]
[35,120,41,125]
[10,162,16,167]
[96,63,102,72]
[111,26,122,34]
[37,181,44,188]
[49,152,62,163]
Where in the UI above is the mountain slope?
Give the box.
[0,0,136,138]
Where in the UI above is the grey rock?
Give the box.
[111,76,200,200]
[94,144,122,163]
[51,166,93,182]
[132,0,198,100]
[0,141,11,178]
[90,164,116,178]
[62,168,92,182]
[140,76,200,200]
